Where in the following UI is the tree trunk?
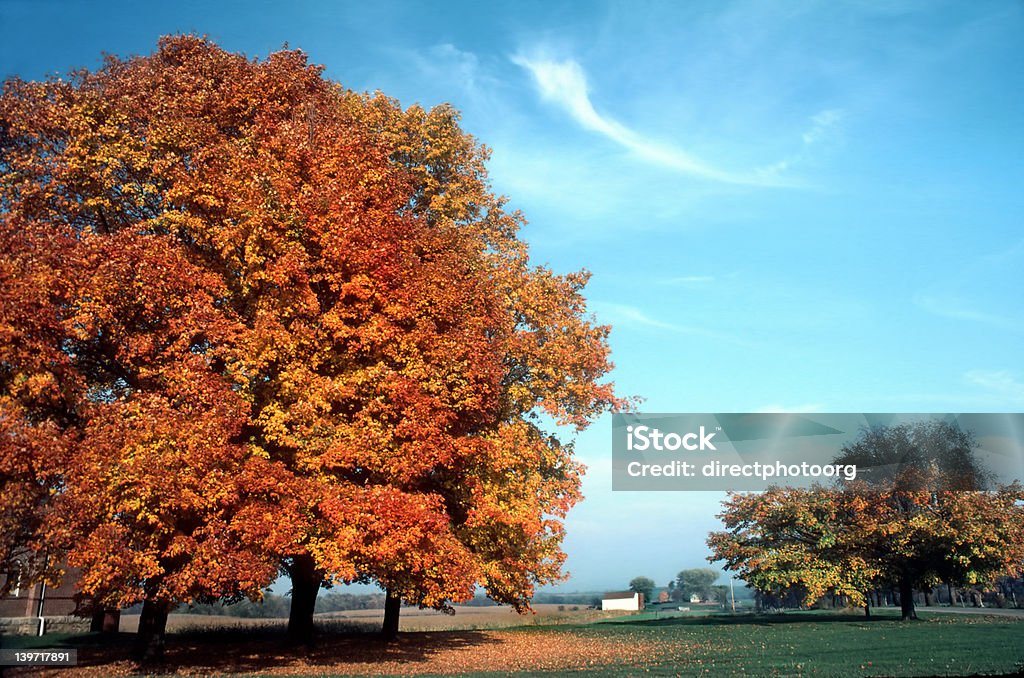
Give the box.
[91,608,120,634]
[133,599,170,663]
[382,588,401,641]
[898,577,917,620]
[90,608,105,633]
[286,554,322,645]
[103,609,121,633]
[924,588,933,607]
[863,599,871,618]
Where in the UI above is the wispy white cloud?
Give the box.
[602,303,689,332]
[423,44,481,87]
[965,370,1024,405]
[596,302,754,346]
[753,109,847,179]
[802,109,845,145]
[913,294,1023,332]
[405,43,504,111]
[511,54,800,187]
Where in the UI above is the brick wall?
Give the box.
[0,568,83,618]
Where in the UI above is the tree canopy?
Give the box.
[674,568,719,603]
[0,35,624,656]
[707,422,1024,620]
[628,576,655,604]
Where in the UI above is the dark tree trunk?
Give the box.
[91,608,120,633]
[287,554,322,645]
[102,609,121,633]
[133,599,170,663]
[924,588,933,607]
[382,588,401,641]
[898,577,917,620]
[864,600,871,618]
[90,608,105,633]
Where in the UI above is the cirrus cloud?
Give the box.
[511,53,805,188]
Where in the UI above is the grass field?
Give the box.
[4,608,1024,676]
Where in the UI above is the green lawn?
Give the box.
[1,631,80,650]
[532,610,1024,677]
[434,610,1024,677]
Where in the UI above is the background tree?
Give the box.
[833,420,990,492]
[833,420,1004,619]
[708,422,1024,620]
[0,35,624,654]
[628,576,655,605]
[707,488,881,614]
[675,568,719,603]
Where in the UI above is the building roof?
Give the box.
[602,591,638,600]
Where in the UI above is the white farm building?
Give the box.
[601,590,644,611]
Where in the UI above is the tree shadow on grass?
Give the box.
[49,626,503,675]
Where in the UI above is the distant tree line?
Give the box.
[627,569,735,606]
[531,591,603,606]
[669,568,720,603]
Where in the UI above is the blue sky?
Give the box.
[3,0,1022,593]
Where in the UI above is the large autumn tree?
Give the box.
[0,36,623,656]
[708,422,1024,620]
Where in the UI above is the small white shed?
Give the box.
[601,590,643,611]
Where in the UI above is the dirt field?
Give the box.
[115,603,620,634]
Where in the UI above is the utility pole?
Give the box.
[36,554,49,636]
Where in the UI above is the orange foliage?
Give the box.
[0,36,624,616]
